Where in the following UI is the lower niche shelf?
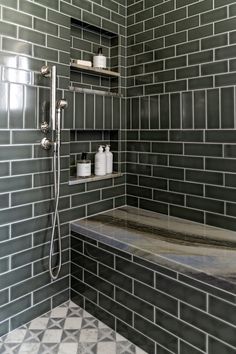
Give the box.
[69,172,123,185]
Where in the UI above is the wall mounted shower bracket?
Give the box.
[40,65,51,77]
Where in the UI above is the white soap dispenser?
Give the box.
[105,145,113,174]
[95,145,106,176]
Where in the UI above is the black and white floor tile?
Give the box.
[0,301,147,354]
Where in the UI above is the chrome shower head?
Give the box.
[56,99,68,110]
[40,65,51,77]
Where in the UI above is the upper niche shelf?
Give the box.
[70,18,120,95]
[70,63,120,78]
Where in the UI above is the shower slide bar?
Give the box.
[40,65,68,281]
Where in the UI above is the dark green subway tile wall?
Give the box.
[126,0,236,234]
[127,0,236,96]
[0,0,126,338]
[1,0,236,349]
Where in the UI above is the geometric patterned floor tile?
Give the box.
[67,308,83,318]
[24,330,44,343]
[18,343,40,354]
[0,343,21,354]
[38,343,59,354]
[79,329,98,343]
[98,328,115,342]
[4,330,27,343]
[29,319,49,331]
[0,301,147,354]
[64,317,82,330]
[47,319,65,330]
[58,343,78,354]
[81,318,99,329]
[61,330,80,343]
[50,308,68,319]
[116,341,136,354]
[77,342,97,354]
[42,330,63,343]
[97,341,116,354]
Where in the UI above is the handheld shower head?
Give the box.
[40,65,51,77]
[56,99,68,110]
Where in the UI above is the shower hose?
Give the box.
[49,114,62,281]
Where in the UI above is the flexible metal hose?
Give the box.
[49,117,62,281]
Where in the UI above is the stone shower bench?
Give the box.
[70,206,236,354]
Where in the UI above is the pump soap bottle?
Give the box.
[105,145,113,174]
[95,146,106,176]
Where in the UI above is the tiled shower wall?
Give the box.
[0,0,126,337]
[126,0,236,232]
[2,0,236,341]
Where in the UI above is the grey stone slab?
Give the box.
[71,206,236,294]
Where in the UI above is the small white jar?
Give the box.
[77,153,91,178]
[93,48,107,69]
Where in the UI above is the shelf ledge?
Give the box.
[68,86,122,97]
[69,172,123,185]
[70,63,120,78]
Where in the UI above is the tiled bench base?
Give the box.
[71,229,236,354]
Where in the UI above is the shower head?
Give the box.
[40,65,51,77]
[56,99,68,110]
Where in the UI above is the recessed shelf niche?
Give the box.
[70,18,121,96]
[69,130,121,180]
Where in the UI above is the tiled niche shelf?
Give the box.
[69,172,123,185]
[70,18,121,96]
[69,130,122,185]
[70,63,120,78]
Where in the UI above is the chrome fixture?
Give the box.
[40,121,50,134]
[41,137,52,150]
[41,65,57,131]
[56,99,68,110]
[40,65,67,281]
[40,65,51,77]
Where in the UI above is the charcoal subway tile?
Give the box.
[155,308,206,351]
[180,303,236,348]
[134,280,178,316]
[134,313,178,353]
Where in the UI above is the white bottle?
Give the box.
[105,145,113,174]
[77,152,91,178]
[95,146,106,176]
[93,47,106,69]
